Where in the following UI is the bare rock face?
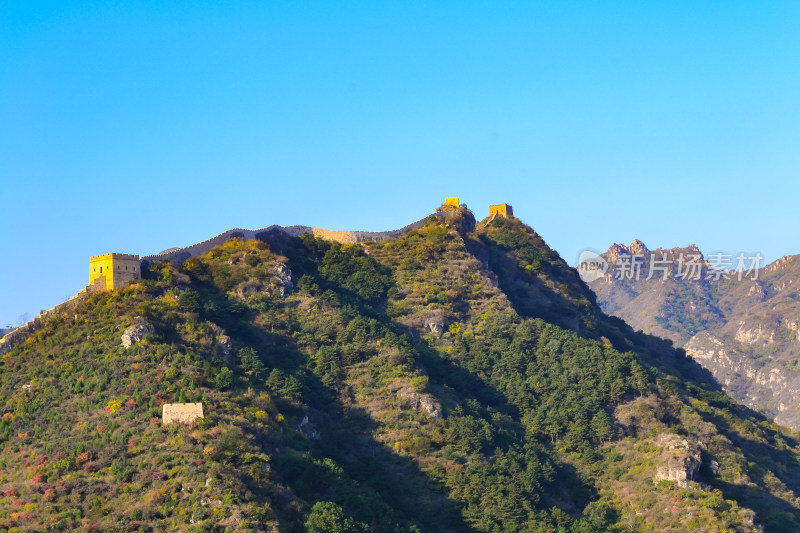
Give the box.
[217,334,232,359]
[208,323,232,360]
[273,262,293,297]
[426,320,444,335]
[394,381,443,420]
[296,415,320,439]
[121,317,154,348]
[654,434,703,488]
[233,262,293,300]
[685,332,800,429]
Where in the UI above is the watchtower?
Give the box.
[444,197,460,208]
[89,253,141,291]
[489,204,513,218]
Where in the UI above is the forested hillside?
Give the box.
[2,206,800,531]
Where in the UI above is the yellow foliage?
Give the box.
[107,399,123,413]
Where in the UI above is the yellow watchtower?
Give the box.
[489,204,513,218]
[89,253,141,291]
[444,197,460,208]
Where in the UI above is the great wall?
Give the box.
[0,199,514,356]
[139,210,453,267]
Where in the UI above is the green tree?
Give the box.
[238,347,264,377]
[214,366,234,389]
[178,289,201,312]
[305,501,368,533]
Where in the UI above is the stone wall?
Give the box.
[162,403,204,425]
[141,211,453,267]
[0,292,90,356]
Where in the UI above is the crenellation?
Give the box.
[140,202,464,266]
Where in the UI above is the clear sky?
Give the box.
[2,1,799,327]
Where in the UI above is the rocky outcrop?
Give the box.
[296,415,320,439]
[394,381,442,420]
[426,318,444,336]
[654,434,703,488]
[234,262,293,301]
[272,263,293,297]
[734,321,776,345]
[121,317,154,348]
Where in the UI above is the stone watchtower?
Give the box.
[89,253,141,291]
[489,204,513,217]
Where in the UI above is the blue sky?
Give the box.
[2,1,799,326]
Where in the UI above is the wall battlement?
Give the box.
[141,208,461,267]
[2,199,474,354]
[90,253,140,261]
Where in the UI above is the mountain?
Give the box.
[586,242,800,430]
[3,207,800,531]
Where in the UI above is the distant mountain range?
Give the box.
[586,240,800,429]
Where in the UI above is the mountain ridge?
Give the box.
[3,207,800,531]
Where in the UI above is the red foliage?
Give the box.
[4,488,15,498]
[96,425,105,434]
[42,488,55,502]
[77,451,90,464]
[30,474,42,483]
[125,398,136,408]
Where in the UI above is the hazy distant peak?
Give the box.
[603,241,704,264]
